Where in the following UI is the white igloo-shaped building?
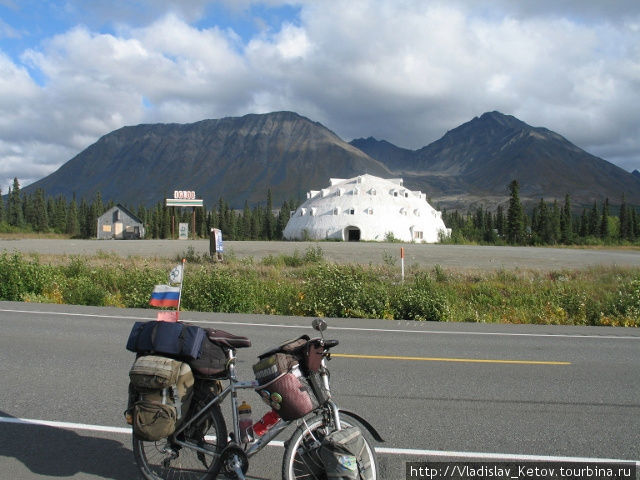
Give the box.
[283,175,450,242]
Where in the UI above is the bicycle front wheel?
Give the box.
[282,413,379,480]
[133,404,228,480]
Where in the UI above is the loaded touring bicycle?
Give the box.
[125,317,382,479]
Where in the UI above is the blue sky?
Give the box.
[1,0,639,195]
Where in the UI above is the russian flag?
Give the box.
[149,285,181,307]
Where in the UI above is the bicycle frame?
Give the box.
[171,347,294,459]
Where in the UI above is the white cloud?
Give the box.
[1,0,639,195]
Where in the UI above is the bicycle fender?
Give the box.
[339,409,384,443]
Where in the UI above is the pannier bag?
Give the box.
[253,355,315,421]
[126,321,205,360]
[319,427,373,480]
[189,337,227,377]
[128,355,194,441]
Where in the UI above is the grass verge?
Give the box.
[1,248,638,326]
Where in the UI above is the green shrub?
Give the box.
[391,275,450,321]
[298,264,390,318]
[0,253,55,301]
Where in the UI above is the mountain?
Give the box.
[352,112,640,208]
[24,110,640,211]
[25,112,390,208]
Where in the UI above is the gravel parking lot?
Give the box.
[2,238,639,271]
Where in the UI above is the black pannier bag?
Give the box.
[126,321,205,360]
[189,337,227,377]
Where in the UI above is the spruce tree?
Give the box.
[241,200,251,240]
[495,205,505,237]
[550,200,561,244]
[600,198,610,239]
[0,187,5,224]
[8,178,24,227]
[588,202,599,236]
[560,194,572,244]
[263,189,274,240]
[54,195,67,232]
[33,188,49,232]
[619,195,629,241]
[66,195,80,237]
[506,180,525,245]
[579,209,588,238]
[275,200,290,239]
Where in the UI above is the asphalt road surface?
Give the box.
[1,302,638,479]
[2,239,640,270]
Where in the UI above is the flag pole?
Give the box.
[176,258,186,314]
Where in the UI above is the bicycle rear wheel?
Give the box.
[133,404,227,480]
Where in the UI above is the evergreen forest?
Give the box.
[2,178,639,246]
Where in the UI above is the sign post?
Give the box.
[210,228,224,261]
[165,191,204,240]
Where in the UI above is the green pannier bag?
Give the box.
[129,355,194,441]
[132,398,177,441]
[319,427,373,480]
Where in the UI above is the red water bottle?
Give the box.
[253,409,280,437]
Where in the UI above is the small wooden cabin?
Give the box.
[97,204,145,239]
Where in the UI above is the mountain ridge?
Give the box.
[351,111,640,208]
[23,110,640,210]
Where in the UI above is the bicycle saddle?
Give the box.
[205,328,252,349]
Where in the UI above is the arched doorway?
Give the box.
[344,226,361,241]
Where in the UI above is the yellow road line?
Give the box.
[332,353,570,365]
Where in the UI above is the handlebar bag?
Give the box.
[126,321,205,360]
[319,427,372,480]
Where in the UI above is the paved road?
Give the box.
[2,239,640,270]
[1,302,638,479]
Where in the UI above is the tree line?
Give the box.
[442,180,640,245]
[2,177,639,245]
[0,178,297,240]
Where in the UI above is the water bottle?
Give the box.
[238,401,253,443]
[253,409,281,437]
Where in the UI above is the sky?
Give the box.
[1,0,639,194]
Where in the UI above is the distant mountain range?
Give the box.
[24,111,640,211]
[351,111,640,209]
